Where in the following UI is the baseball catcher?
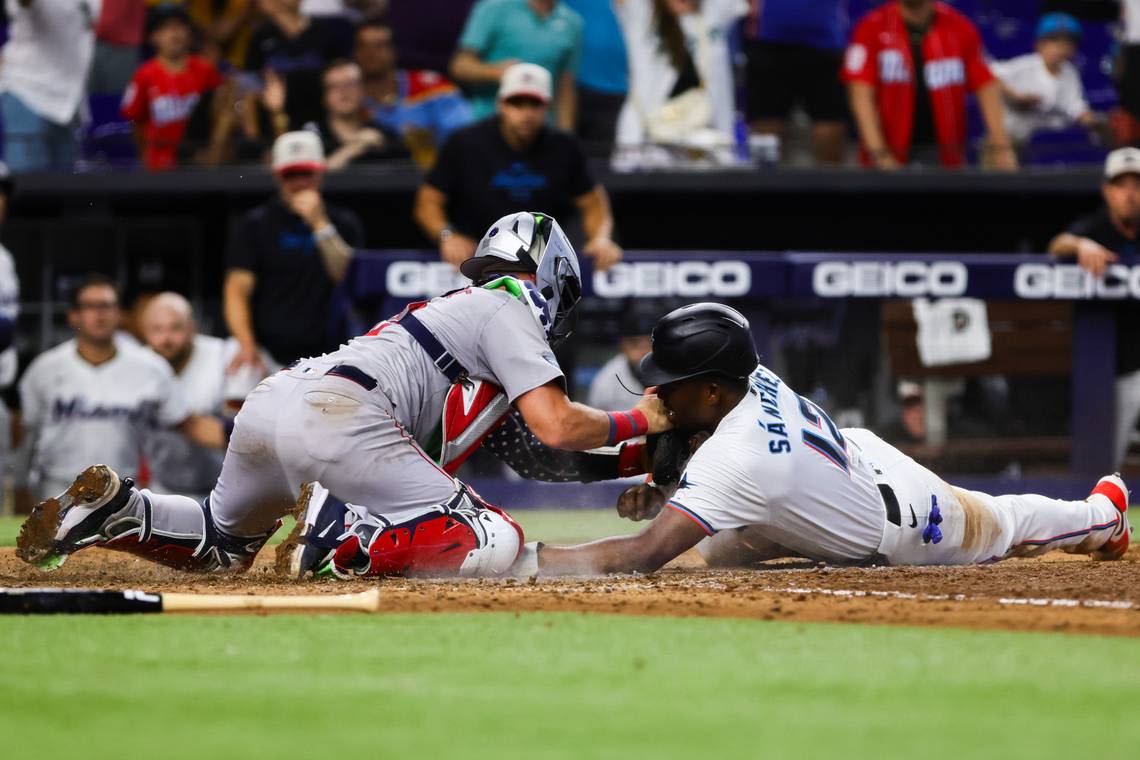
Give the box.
[16,213,671,579]
[514,302,1132,575]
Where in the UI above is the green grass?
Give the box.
[0,613,1135,759]
[0,510,638,550]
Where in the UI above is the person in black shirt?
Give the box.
[224,131,364,368]
[1048,146,1140,467]
[309,60,407,169]
[414,62,621,270]
[244,0,350,129]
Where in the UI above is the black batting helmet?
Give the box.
[639,303,759,386]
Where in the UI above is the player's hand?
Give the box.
[635,388,673,435]
[583,236,622,271]
[1075,237,1119,277]
[227,342,267,376]
[288,189,329,230]
[441,233,478,269]
[616,483,667,522]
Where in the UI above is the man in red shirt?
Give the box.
[842,0,1016,170]
[121,7,223,171]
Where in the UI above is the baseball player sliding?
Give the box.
[16,213,672,578]
[513,303,1132,576]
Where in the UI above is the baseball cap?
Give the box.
[1036,12,1081,42]
[498,63,552,103]
[272,131,326,174]
[1105,147,1140,181]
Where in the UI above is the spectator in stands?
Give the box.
[1116,0,1140,145]
[1048,146,1140,468]
[310,60,407,168]
[140,292,272,502]
[842,0,1017,170]
[414,63,621,270]
[354,19,473,167]
[122,7,225,171]
[991,13,1097,152]
[88,0,147,97]
[451,0,584,131]
[180,69,290,165]
[225,131,364,368]
[171,0,260,68]
[16,275,226,504]
[612,0,747,154]
[0,0,96,173]
[245,0,352,128]
[587,301,659,411]
[388,0,477,74]
[0,166,20,487]
[743,0,848,164]
[564,0,628,156]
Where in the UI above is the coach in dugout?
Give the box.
[414,63,621,271]
[224,130,364,369]
[1048,147,1140,468]
[16,276,226,507]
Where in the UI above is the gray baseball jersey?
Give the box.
[20,340,190,487]
[327,285,564,441]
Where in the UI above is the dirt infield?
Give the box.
[2,546,1138,636]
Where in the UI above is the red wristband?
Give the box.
[605,409,649,446]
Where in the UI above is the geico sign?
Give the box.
[812,261,968,297]
[593,261,751,298]
[386,262,467,298]
[1014,263,1140,299]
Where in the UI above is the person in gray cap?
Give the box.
[1048,146,1140,468]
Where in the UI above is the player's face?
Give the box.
[151,21,191,59]
[142,308,194,365]
[355,27,396,77]
[324,64,364,116]
[69,285,120,343]
[1103,174,1140,224]
[656,378,720,432]
[498,96,547,145]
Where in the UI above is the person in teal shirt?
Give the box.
[450,0,584,130]
[564,0,627,155]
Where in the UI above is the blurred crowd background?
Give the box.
[0,0,1138,510]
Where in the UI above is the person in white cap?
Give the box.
[223,130,364,369]
[415,62,621,271]
[1048,146,1140,467]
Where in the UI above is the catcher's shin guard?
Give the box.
[299,487,524,579]
[102,495,275,572]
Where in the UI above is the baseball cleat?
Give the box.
[274,482,346,578]
[16,465,134,571]
[1089,473,1131,561]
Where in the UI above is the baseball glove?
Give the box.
[646,429,710,489]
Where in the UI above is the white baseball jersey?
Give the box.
[672,364,1124,566]
[146,336,271,496]
[670,364,885,562]
[20,340,191,487]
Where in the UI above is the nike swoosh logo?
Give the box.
[317,522,336,538]
[908,506,918,529]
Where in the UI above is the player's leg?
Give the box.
[272,382,523,578]
[16,376,295,572]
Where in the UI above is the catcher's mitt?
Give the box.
[646,429,709,488]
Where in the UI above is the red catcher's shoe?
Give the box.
[1090,474,1131,561]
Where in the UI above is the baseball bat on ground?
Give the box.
[0,587,382,614]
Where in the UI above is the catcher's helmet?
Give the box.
[460,212,582,347]
[639,303,759,386]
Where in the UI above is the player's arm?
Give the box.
[514,381,671,451]
[223,268,267,373]
[174,414,227,449]
[483,410,648,482]
[532,506,706,576]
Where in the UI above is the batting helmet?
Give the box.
[461,212,582,347]
[639,303,759,386]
